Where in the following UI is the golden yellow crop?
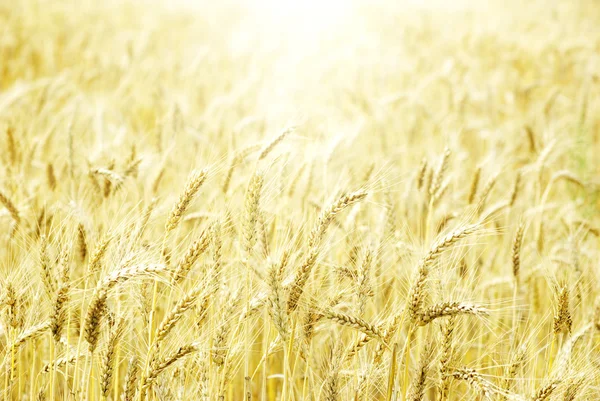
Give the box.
[0,0,599,399]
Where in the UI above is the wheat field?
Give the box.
[1,0,600,400]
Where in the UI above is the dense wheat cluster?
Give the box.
[1,0,600,399]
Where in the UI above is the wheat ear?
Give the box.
[166,169,208,233]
